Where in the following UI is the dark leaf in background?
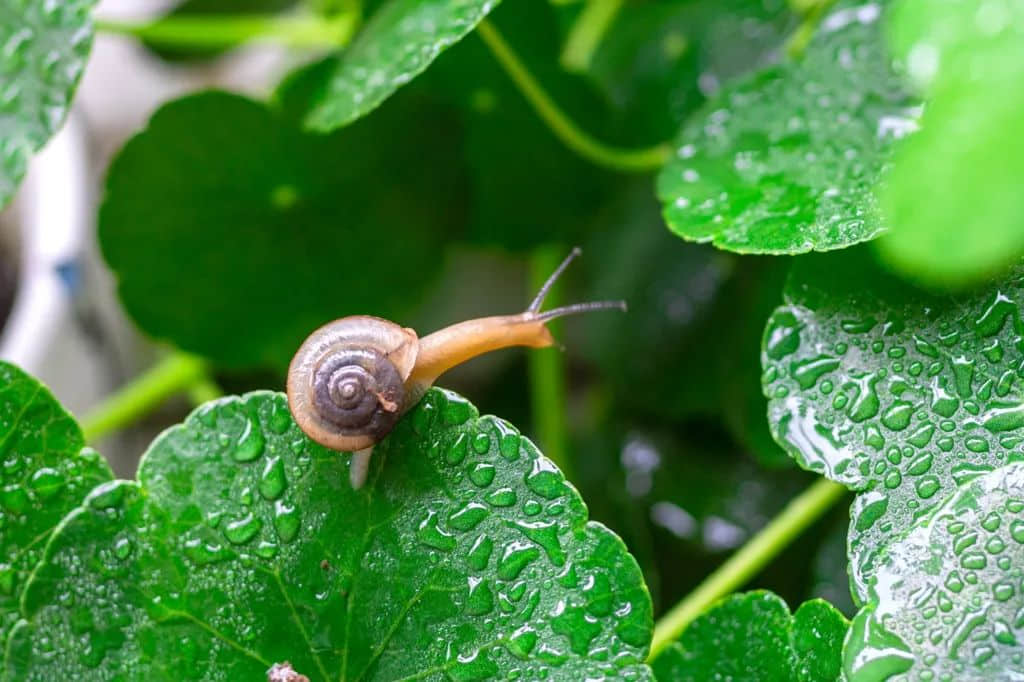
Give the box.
[99,89,468,371]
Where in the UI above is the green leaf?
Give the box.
[844,463,1024,681]
[7,388,653,680]
[303,0,501,132]
[0,362,113,652]
[588,0,795,143]
[656,3,917,254]
[650,591,847,681]
[99,90,467,370]
[583,181,790,467]
[422,0,617,251]
[761,248,1024,601]
[877,0,1024,287]
[0,0,96,207]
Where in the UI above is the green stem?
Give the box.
[648,477,847,659]
[527,247,572,480]
[186,377,224,406]
[80,353,211,443]
[95,12,358,49]
[476,19,670,173]
[560,0,625,72]
[784,0,838,57]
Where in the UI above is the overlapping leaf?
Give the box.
[844,463,1024,681]
[99,90,467,370]
[0,362,112,652]
[303,0,500,131]
[650,591,847,681]
[0,0,96,207]
[657,3,917,254]
[762,249,1024,600]
[5,388,653,680]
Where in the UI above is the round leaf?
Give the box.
[99,91,466,370]
[8,389,653,680]
[650,591,847,681]
[656,4,917,254]
[0,362,112,651]
[303,0,501,131]
[844,463,1024,681]
[762,249,1024,600]
[0,0,95,207]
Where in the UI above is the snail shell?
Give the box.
[286,316,419,452]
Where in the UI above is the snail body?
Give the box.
[286,249,624,488]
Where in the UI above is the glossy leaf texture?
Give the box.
[844,462,1024,681]
[650,591,847,681]
[0,0,96,207]
[5,388,653,680]
[762,248,1024,599]
[0,362,113,651]
[657,1,918,254]
[303,0,500,131]
[877,0,1024,287]
[99,90,467,371]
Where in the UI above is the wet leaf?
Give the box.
[6,389,653,680]
[650,591,847,681]
[0,362,112,652]
[844,463,1024,681]
[0,0,96,207]
[99,90,467,370]
[657,2,917,254]
[303,0,500,131]
[877,0,1024,287]
[762,248,1024,600]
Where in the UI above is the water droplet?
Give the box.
[267,400,292,434]
[916,475,940,498]
[446,433,469,465]
[485,488,517,507]
[514,520,565,566]
[441,392,474,425]
[113,536,133,560]
[465,577,494,615]
[259,456,286,500]
[417,510,456,551]
[273,500,299,543]
[507,626,538,658]
[29,467,64,499]
[234,418,265,462]
[448,503,489,532]
[765,311,801,359]
[468,462,496,487]
[525,458,565,500]
[497,542,540,580]
[467,534,494,570]
[224,512,261,545]
[881,401,913,431]
[472,432,491,454]
[791,355,840,389]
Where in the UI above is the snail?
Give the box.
[287,248,624,489]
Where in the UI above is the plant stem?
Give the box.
[80,353,211,443]
[527,247,573,480]
[648,477,847,659]
[187,377,224,406]
[95,12,358,50]
[784,0,838,57]
[475,19,670,173]
[560,0,625,72]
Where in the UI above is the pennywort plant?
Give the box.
[1,0,1022,679]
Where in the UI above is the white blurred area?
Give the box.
[0,1,301,472]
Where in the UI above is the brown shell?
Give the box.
[287,316,419,451]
